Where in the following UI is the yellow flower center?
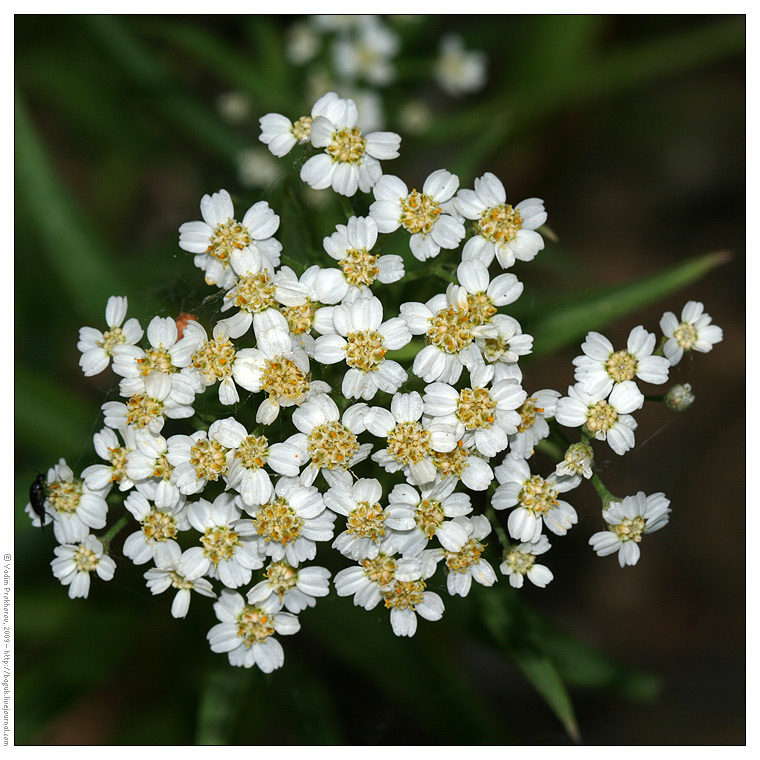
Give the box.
[346,502,387,542]
[674,322,698,350]
[431,441,470,478]
[340,248,380,287]
[73,544,99,572]
[327,127,366,163]
[229,271,277,314]
[426,306,474,354]
[201,525,240,565]
[235,435,269,470]
[611,515,647,542]
[446,538,485,573]
[362,554,397,586]
[253,497,304,546]
[47,480,81,515]
[292,116,313,142]
[605,350,638,383]
[308,422,359,470]
[142,510,178,542]
[261,357,311,402]
[192,335,236,383]
[519,475,558,516]
[477,204,522,243]
[189,438,228,482]
[280,301,316,335]
[345,330,387,372]
[399,190,441,236]
[585,400,618,433]
[98,326,126,355]
[414,498,444,539]
[386,421,431,465]
[126,394,163,429]
[457,387,497,430]
[383,579,426,610]
[236,605,276,647]
[207,218,252,264]
[265,561,299,598]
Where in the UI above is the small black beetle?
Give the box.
[29,472,49,530]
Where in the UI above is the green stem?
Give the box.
[339,195,354,222]
[485,502,511,554]
[101,513,130,550]
[590,473,620,509]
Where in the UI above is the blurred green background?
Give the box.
[15,15,745,745]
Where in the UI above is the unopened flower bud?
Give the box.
[664,383,695,412]
[555,442,594,479]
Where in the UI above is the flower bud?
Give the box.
[555,442,594,479]
[664,383,695,412]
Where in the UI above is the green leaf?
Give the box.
[522,250,730,357]
[477,587,580,742]
[196,667,250,745]
[14,89,128,323]
[82,16,247,163]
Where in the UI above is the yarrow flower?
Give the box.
[573,326,670,398]
[77,296,143,377]
[207,590,299,671]
[555,381,644,456]
[434,34,487,96]
[178,189,281,290]
[34,83,724,676]
[300,92,401,196]
[589,492,671,567]
[660,301,723,366]
[370,169,465,261]
[51,535,115,599]
[456,173,546,269]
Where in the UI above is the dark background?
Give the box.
[14,15,745,745]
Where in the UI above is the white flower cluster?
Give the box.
[28,92,723,673]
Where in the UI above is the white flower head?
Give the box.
[300,92,401,196]
[178,189,281,289]
[370,170,464,261]
[326,478,414,561]
[367,391,461,487]
[216,418,304,508]
[166,422,236,496]
[573,326,670,398]
[179,320,251,406]
[246,476,335,567]
[290,394,372,487]
[102,370,196,435]
[207,590,299,671]
[77,296,143,377]
[555,381,644,456]
[554,441,595,480]
[182,493,263,589]
[589,492,671,567]
[323,216,404,293]
[313,295,411,400]
[332,17,399,86]
[387,477,473,558]
[125,431,182,509]
[31,459,110,545]
[143,541,216,619]
[334,551,438,611]
[443,515,497,597]
[247,562,330,614]
[51,535,116,600]
[111,314,201,387]
[380,558,444,638]
[428,437,495,492]
[476,314,533,382]
[122,491,190,567]
[81,426,137,493]
[259,91,347,158]
[232,310,330,425]
[457,173,546,269]
[492,455,579,543]
[423,363,528,459]
[500,535,554,589]
[401,290,496,385]
[435,34,487,97]
[660,301,723,366]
